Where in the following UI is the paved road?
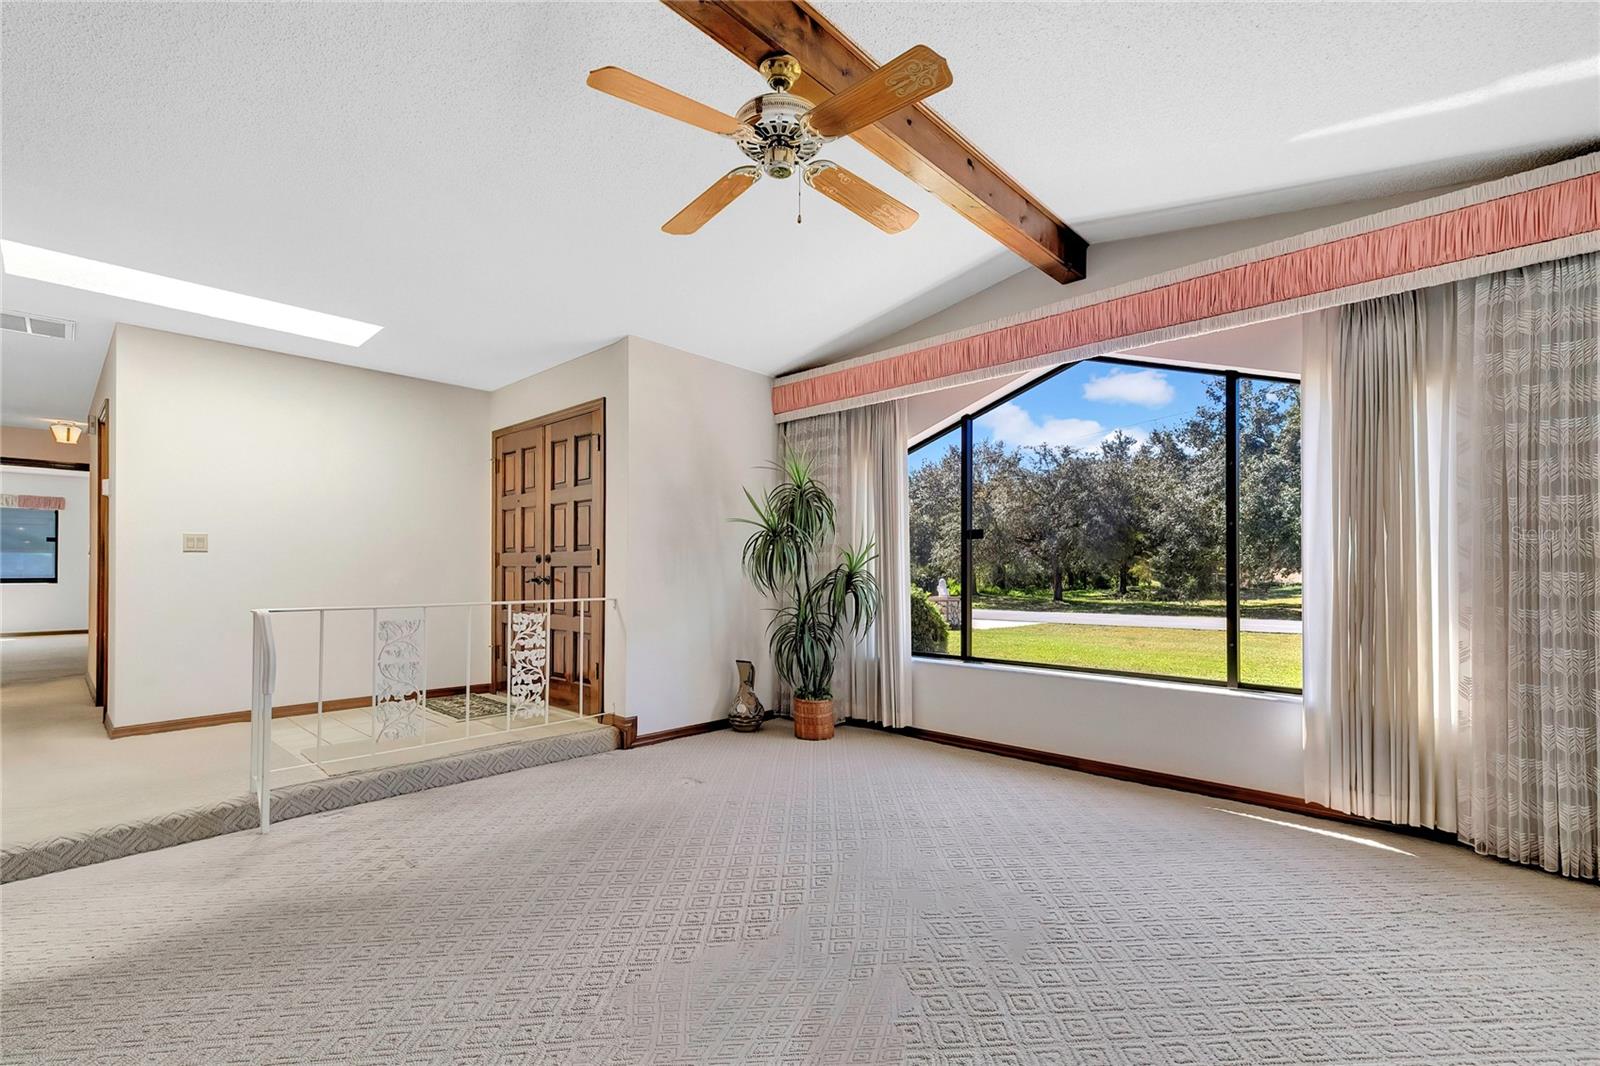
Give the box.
[972,608,1301,634]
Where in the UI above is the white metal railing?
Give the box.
[249,597,618,833]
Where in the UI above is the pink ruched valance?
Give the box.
[774,166,1600,418]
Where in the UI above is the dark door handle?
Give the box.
[966,528,985,540]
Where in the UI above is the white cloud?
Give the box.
[977,403,1104,449]
[1081,368,1174,407]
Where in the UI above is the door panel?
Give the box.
[575,436,594,485]
[491,425,543,687]
[549,502,569,552]
[575,500,593,551]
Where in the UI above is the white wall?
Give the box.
[0,466,90,634]
[624,337,776,734]
[107,325,490,727]
[842,183,1472,364]
[489,336,776,735]
[913,660,1305,797]
[95,325,772,736]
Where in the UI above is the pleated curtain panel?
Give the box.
[1304,252,1599,880]
[779,401,914,727]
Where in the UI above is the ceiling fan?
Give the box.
[587,45,952,235]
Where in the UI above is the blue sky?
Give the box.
[911,362,1219,471]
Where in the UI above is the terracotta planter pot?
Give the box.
[792,697,835,741]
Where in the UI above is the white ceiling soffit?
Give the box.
[2,2,1595,427]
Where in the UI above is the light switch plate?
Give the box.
[182,533,208,553]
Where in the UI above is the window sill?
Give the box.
[912,654,1302,705]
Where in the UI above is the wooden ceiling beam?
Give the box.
[662,0,1087,283]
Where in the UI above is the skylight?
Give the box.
[0,241,382,347]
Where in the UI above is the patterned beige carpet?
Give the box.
[2,728,1596,1064]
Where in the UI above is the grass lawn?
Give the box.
[974,584,1302,621]
[947,623,1303,689]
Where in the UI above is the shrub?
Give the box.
[910,588,950,655]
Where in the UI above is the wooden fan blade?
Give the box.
[663,167,760,234]
[587,66,746,136]
[801,45,952,138]
[804,163,917,234]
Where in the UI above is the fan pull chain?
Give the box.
[796,176,803,225]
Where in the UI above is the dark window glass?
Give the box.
[908,425,961,656]
[1,507,59,582]
[1236,378,1303,689]
[906,356,1302,693]
[964,362,1226,681]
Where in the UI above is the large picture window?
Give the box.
[1,507,60,583]
[907,356,1301,692]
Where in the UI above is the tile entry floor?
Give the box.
[0,634,603,848]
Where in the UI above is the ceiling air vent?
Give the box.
[1,311,76,340]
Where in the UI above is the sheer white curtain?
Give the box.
[1453,253,1598,880]
[780,401,914,727]
[1304,252,1599,880]
[1301,289,1457,828]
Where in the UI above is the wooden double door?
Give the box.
[493,400,604,711]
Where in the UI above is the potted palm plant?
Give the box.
[738,451,880,740]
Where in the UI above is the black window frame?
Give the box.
[908,354,1302,695]
[906,422,965,661]
[0,506,60,584]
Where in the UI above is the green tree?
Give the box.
[1010,443,1093,601]
[908,439,962,593]
[1083,431,1148,595]
[1237,380,1302,587]
[1138,379,1227,599]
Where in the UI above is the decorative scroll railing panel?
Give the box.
[248,597,616,833]
[373,610,426,740]
[509,610,549,720]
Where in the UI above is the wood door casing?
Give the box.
[94,401,110,715]
[490,400,604,713]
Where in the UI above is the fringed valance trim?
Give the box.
[773,153,1600,421]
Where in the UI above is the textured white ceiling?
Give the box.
[3,1,1596,424]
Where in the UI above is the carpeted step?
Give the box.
[0,725,618,883]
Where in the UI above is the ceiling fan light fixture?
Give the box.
[765,144,798,179]
[49,422,82,445]
[588,42,948,234]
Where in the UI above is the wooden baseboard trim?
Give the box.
[632,718,729,747]
[1,628,89,638]
[599,713,638,749]
[892,725,1460,845]
[102,684,499,739]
